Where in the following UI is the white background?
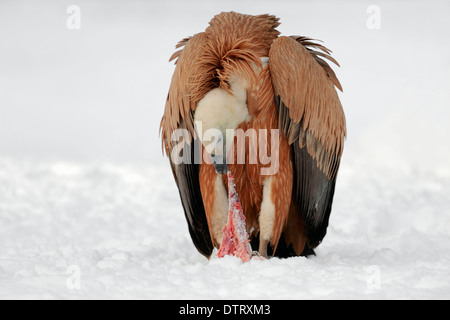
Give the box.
[0,0,449,299]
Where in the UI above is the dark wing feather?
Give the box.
[160,34,214,257]
[269,36,346,248]
[277,97,339,247]
[172,133,213,257]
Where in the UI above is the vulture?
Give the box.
[160,12,346,259]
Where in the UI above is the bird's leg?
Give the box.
[258,177,275,258]
[258,239,269,258]
[210,174,229,246]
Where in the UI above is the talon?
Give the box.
[251,251,266,260]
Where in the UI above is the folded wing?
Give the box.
[160,33,214,257]
[269,36,346,248]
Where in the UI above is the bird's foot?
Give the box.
[251,251,266,261]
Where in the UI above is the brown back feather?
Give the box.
[269,36,346,179]
[290,36,343,92]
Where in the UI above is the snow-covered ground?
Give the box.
[1,0,450,299]
[0,155,449,299]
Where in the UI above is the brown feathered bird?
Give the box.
[160,12,346,258]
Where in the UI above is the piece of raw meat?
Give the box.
[217,171,252,262]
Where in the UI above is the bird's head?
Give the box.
[194,85,249,174]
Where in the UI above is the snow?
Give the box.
[1,0,450,299]
[1,155,449,299]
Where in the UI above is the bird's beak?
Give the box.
[210,153,228,174]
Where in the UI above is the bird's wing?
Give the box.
[160,33,213,257]
[269,36,346,248]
